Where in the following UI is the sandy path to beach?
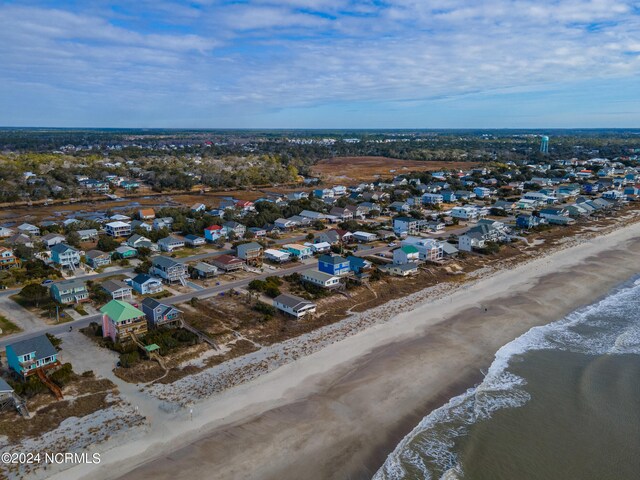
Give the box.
[60,221,640,480]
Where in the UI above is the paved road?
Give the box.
[0,244,390,349]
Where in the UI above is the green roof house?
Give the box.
[100,300,147,343]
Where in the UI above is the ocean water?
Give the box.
[374,278,640,480]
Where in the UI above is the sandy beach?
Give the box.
[57,220,640,480]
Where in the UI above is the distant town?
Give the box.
[0,129,639,478]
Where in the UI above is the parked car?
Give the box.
[41,279,54,286]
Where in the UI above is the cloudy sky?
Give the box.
[1,0,639,128]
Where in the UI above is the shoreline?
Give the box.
[58,219,640,480]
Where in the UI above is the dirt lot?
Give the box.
[311,156,478,183]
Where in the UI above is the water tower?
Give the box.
[540,135,549,154]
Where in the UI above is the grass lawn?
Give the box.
[0,315,21,337]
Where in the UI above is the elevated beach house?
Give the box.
[141,298,181,329]
[86,250,111,269]
[273,294,316,319]
[6,335,60,378]
[50,279,89,304]
[50,243,81,271]
[131,273,164,295]
[101,300,148,343]
[150,256,188,283]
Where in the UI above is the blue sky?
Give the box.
[1,0,639,128]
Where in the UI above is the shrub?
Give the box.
[119,351,141,368]
[254,301,276,317]
[49,363,74,386]
[264,285,281,298]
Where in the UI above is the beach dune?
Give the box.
[65,223,640,480]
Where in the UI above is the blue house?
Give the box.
[346,255,371,275]
[516,214,544,229]
[441,190,457,202]
[6,335,59,378]
[318,254,350,276]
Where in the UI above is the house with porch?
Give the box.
[184,234,205,247]
[302,270,341,288]
[105,221,131,237]
[50,243,81,271]
[150,256,188,283]
[86,250,111,269]
[6,335,60,378]
[0,247,19,270]
[211,254,244,272]
[158,236,185,252]
[204,225,225,242]
[141,298,181,329]
[131,274,164,295]
[393,245,420,265]
[318,254,350,276]
[101,300,148,343]
[284,243,312,259]
[50,279,89,304]
[273,294,316,319]
[237,242,263,264]
[192,262,219,278]
[101,279,133,300]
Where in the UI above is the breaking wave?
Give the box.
[374,278,640,480]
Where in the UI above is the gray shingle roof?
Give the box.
[8,334,57,360]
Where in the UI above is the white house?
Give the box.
[158,236,185,252]
[273,294,316,319]
[353,231,377,243]
[264,249,291,263]
[450,206,479,221]
[105,221,131,237]
[301,270,341,288]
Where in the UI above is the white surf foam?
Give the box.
[374,279,640,480]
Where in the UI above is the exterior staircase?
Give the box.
[36,368,63,400]
[12,393,30,417]
[129,332,168,372]
[179,319,219,350]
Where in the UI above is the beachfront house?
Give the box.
[393,245,420,265]
[301,270,341,289]
[318,254,350,276]
[101,300,148,344]
[380,263,419,276]
[6,335,60,378]
[141,298,181,329]
[273,294,316,319]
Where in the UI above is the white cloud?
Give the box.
[0,0,639,126]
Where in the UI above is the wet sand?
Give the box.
[64,223,640,480]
